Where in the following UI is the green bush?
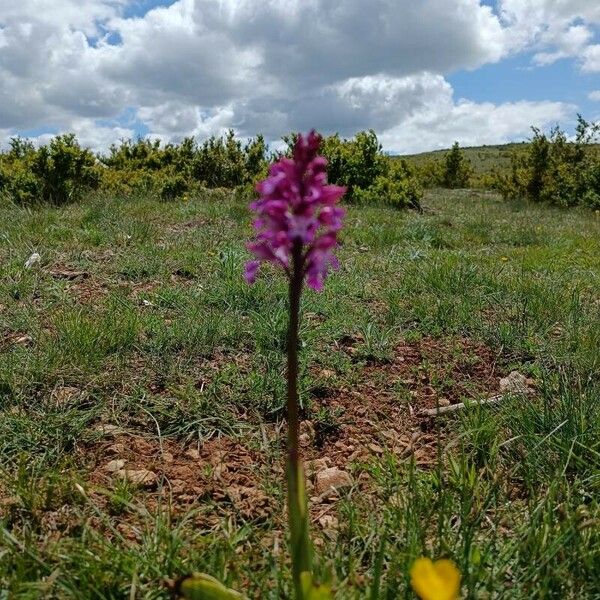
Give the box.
[0,140,39,205]
[415,159,444,188]
[159,173,190,201]
[495,116,600,207]
[320,130,386,196]
[283,130,422,209]
[0,135,98,205]
[0,129,423,209]
[98,131,269,200]
[354,159,422,209]
[442,142,473,189]
[412,143,473,189]
[581,160,600,208]
[32,134,99,204]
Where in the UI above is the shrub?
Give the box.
[99,131,269,200]
[283,130,422,209]
[416,159,444,188]
[0,134,98,205]
[355,159,422,209]
[96,167,163,198]
[442,142,473,189]
[0,140,39,205]
[495,116,600,207]
[0,129,424,209]
[320,130,386,195]
[159,173,190,201]
[31,134,99,204]
[581,160,600,208]
[412,144,473,189]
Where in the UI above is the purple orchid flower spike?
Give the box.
[245,130,346,291]
[244,131,346,599]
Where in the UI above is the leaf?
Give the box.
[176,573,246,600]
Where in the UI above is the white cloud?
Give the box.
[589,90,600,102]
[581,44,600,72]
[0,0,590,152]
[137,101,237,140]
[376,86,572,153]
[499,0,600,70]
[135,72,574,154]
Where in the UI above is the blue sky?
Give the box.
[0,0,599,153]
[449,47,600,126]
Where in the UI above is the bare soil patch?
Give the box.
[81,336,505,531]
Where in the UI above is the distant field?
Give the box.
[398,142,529,175]
[1,189,599,597]
[399,142,600,177]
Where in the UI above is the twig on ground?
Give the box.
[419,394,505,417]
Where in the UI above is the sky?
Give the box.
[0,0,599,154]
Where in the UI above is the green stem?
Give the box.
[287,240,311,599]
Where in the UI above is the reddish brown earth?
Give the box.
[83,336,505,533]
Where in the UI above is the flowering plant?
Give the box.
[246,131,345,599]
[171,134,464,599]
[245,130,346,291]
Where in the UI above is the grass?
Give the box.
[398,143,529,176]
[0,189,599,598]
[399,142,600,178]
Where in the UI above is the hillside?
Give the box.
[398,142,529,175]
[399,141,600,177]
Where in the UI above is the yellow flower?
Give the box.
[500,256,509,262]
[410,558,461,600]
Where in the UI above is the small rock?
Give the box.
[299,433,311,447]
[318,514,339,537]
[300,420,315,437]
[104,459,126,472]
[500,371,529,395]
[163,451,174,463]
[170,479,186,494]
[24,253,41,269]
[368,443,384,454]
[95,424,124,436]
[170,465,194,480]
[185,448,200,459]
[315,467,352,495]
[438,397,451,407]
[107,443,126,454]
[117,469,158,488]
[306,457,330,477]
[52,386,81,407]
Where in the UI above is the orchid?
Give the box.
[245,132,345,600]
[245,130,346,291]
